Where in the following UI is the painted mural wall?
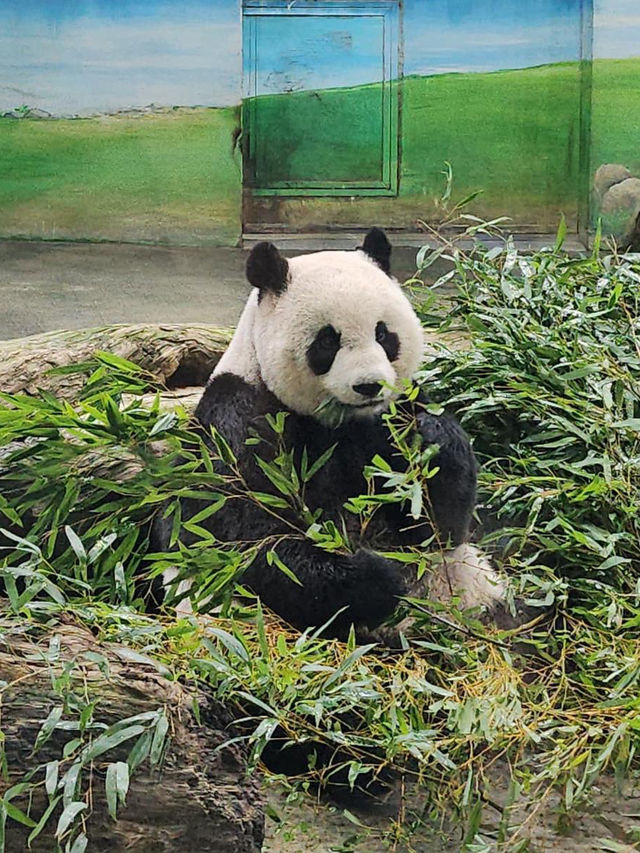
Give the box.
[0,0,243,245]
[393,0,584,230]
[0,0,637,244]
[246,0,585,233]
[590,0,640,245]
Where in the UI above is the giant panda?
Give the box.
[158,228,507,639]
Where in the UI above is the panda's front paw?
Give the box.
[348,550,407,627]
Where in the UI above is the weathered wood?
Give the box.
[0,324,232,399]
[0,328,265,848]
[0,615,264,852]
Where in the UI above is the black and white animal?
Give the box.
[158,228,506,638]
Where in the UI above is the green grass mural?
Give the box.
[402,63,582,224]
[591,59,640,171]
[0,108,241,246]
[247,62,584,231]
[1,59,638,243]
[591,59,640,242]
[248,83,393,188]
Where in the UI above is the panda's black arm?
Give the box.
[413,411,478,546]
[242,541,406,637]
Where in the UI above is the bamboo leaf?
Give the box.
[55,802,86,839]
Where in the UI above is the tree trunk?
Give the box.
[0,614,264,852]
[0,324,232,400]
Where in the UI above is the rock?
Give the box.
[593,164,632,200]
[1,107,51,119]
[601,177,640,215]
[599,177,640,246]
[26,107,52,119]
[620,212,640,252]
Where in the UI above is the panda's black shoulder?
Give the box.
[194,372,262,456]
[194,372,292,452]
[195,372,255,425]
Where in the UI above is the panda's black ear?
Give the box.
[246,241,289,295]
[360,227,392,274]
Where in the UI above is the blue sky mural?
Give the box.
[250,13,386,96]
[0,0,637,115]
[593,0,640,59]
[0,0,242,114]
[403,0,582,76]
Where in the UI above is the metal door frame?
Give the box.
[242,0,400,197]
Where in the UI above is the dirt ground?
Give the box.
[263,771,640,852]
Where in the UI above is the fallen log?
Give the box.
[0,613,264,852]
[0,322,466,407]
[0,324,232,399]
[0,326,266,849]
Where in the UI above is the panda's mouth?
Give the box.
[351,399,384,410]
[314,396,387,426]
[347,397,391,419]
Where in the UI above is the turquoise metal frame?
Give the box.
[243,0,400,197]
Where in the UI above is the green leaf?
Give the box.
[597,840,636,852]
[149,411,178,437]
[2,801,36,828]
[127,731,152,773]
[324,644,377,688]
[62,762,81,807]
[409,481,423,520]
[253,456,296,496]
[83,725,147,763]
[461,799,483,849]
[150,712,169,766]
[248,491,290,509]
[94,351,141,373]
[302,444,337,482]
[55,802,86,839]
[265,549,302,586]
[68,832,89,853]
[611,419,640,431]
[555,213,567,250]
[64,526,86,562]
[208,427,237,466]
[206,628,250,661]
[45,761,59,797]
[187,497,226,524]
[87,533,117,565]
[27,795,62,845]
[34,706,64,752]
[0,528,41,556]
[105,762,129,821]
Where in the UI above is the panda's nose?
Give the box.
[353,382,382,398]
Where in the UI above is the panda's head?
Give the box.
[235,228,424,424]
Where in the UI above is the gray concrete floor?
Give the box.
[0,233,584,341]
[0,239,424,340]
[0,241,251,340]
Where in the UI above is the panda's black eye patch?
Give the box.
[307,324,341,375]
[375,321,400,362]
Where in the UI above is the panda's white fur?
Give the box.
[213,288,261,385]
[427,544,506,611]
[202,242,507,620]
